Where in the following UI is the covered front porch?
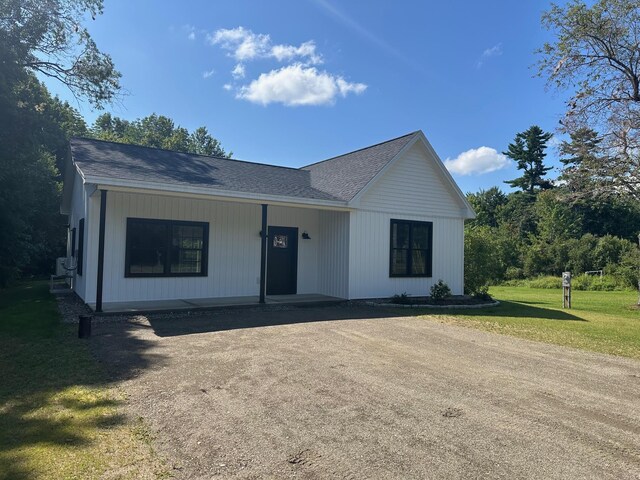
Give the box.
[89,293,346,315]
[84,187,351,311]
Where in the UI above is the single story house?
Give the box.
[60,130,475,312]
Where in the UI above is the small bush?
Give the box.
[505,266,525,280]
[528,276,562,289]
[472,285,493,301]
[430,280,451,302]
[391,292,410,304]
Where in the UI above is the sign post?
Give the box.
[562,272,571,309]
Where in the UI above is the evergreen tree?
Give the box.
[503,126,554,194]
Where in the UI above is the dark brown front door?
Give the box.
[266,226,298,295]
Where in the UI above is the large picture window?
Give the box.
[389,219,432,277]
[125,218,209,277]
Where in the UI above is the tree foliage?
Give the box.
[538,0,640,199]
[464,185,640,289]
[90,113,231,157]
[0,0,121,108]
[0,0,116,284]
[503,126,554,194]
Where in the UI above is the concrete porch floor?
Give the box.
[89,293,346,315]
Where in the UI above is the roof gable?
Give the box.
[351,132,475,218]
[302,132,419,201]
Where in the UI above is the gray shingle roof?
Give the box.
[302,132,419,201]
[69,132,419,203]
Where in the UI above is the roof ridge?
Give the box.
[70,136,304,172]
[300,131,420,169]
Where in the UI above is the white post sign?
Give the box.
[562,271,571,308]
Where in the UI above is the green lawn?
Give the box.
[427,287,640,359]
[0,282,166,480]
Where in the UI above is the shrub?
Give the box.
[505,266,525,280]
[430,280,451,302]
[472,285,493,301]
[464,226,501,294]
[528,276,562,289]
[501,274,634,291]
[391,292,410,304]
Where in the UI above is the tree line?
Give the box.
[0,0,230,285]
[465,0,640,294]
[465,125,640,294]
[1,0,639,292]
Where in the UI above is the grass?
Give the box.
[0,282,167,480]
[426,287,640,359]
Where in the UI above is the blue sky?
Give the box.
[45,0,571,194]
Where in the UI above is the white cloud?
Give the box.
[271,41,322,64]
[208,27,322,64]
[184,25,197,41]
[231,63,246,79]
[444,147,509,175]
[477,43,503,68]
[202,69,215,79]
[222,83,232,91]
[236,64,366,106]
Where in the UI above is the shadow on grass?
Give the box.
[0,282,163,480]
[428,300,586,321]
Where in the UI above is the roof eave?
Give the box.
[85,175,353,211]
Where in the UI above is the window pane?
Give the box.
[391,248,408,275]
[392,223,410,248]
[170,224,205,274]
[411,249,427,275]
[171,249,202,273]
[172,225,204,249]
[412,224,429,249]
[128,222,167,274]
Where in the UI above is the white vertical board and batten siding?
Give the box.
[82,191,335,303]
[267,205,320,294]
[349,142,465,297]
[68,170,88,299]
[99,191,261,303]
[317,211,350,298]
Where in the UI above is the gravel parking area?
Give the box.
[90,306,640,479]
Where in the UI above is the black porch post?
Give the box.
[259,203,268,303]
[95,189,107,313]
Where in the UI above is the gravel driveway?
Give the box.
[90,306,640,479]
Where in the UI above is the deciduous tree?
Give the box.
[538,0,640,199]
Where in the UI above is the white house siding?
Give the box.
[348,212,464,298]
[317,210,350,299]
[68,170,88,299]
[81,191,340,304]
[348,142,466,298]
[267,205,320,294]
[96,191,261,303]
[357,143,466,217]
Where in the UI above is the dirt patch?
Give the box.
[89,306,640,479]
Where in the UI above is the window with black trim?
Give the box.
[389,219,432,277]
[125,218,209,277]
[77,219,84,276]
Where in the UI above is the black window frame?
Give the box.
[389,219,433,277]
[125,218,209,278]
[77,218,84,276]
